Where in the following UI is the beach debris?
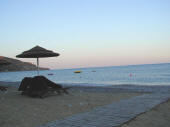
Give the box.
[79,102,88,106]
[80,102,84,106]
[68,104,72,108]
[74,71,82,73]
[18,76,70,98]
[0,86,8,91]
[79,90,83,93]
[129,73,133,77]
[92,70,96,72]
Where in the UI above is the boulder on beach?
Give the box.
[18,76,69,98]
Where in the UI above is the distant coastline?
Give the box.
[0,56,49,72]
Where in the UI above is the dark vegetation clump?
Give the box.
[18,76,69,98]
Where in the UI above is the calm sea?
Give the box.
[0,63,170,86]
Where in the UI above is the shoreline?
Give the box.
[1,81,170,93]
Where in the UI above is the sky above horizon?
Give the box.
[0,0,170,69]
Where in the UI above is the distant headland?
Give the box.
[0,56,49,72]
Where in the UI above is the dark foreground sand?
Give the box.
[121,99,170,127]
[0,87,142,127]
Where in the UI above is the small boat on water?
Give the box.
[48,73,54,75]
[74,71,82,73]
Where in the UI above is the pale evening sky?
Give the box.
[0,0,170,69]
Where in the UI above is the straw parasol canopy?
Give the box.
[16,45,60,75]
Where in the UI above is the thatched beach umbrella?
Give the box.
[16,45,60,75]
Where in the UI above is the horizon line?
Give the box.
[50,62,170,70]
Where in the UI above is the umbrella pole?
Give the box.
[37,57,39,75]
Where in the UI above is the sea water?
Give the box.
[0,63,170,86]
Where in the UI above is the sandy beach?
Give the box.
[0,86,142,127]
[120,99,170,127]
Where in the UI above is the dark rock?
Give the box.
[0,56,49,72]
[18,76,69,98]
